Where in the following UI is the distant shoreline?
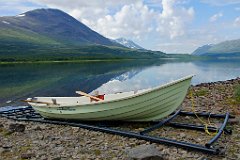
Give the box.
[2,56,240,64]
[0,58,181,64]
[0,59,136,64]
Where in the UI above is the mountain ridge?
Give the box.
[192,44,213,56]
[192,39,240,56]
[0,8,119,46]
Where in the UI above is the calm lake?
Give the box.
[0,59,240,106]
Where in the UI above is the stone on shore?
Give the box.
[8,123,25,132]
[228,118,240,125]
[125,144,165,160]
[21,153,35,159]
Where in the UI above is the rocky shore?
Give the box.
[0,78,240,160]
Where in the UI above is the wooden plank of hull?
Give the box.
[31,75,193,121]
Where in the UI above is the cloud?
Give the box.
[84,0,194,40]
[209,12,223,22]
[156,42,191,53]
[91,1,156,39]
[31,0,137,21]
[234,16,240,27]
[156,0,194,39]
[143,0,162,9]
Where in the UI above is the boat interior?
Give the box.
[27,89,150,106]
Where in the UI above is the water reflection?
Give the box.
[0,60,165,106]
[93,60,240,94]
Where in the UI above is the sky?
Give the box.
[0,0,240,53]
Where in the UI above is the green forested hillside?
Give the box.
[0,42,167,62]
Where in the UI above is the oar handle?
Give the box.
[76,91,103,101]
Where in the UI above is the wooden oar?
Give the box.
[21,99,54,105]
[76,91,103,101]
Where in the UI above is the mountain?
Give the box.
[0,8,168,62]
[0,8,118,46]
[192,39,240,57]
[192,44,213,56]
[114,38,145,50]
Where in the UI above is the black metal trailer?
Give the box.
[0,106,234,154]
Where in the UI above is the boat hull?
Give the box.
[30,75,193,122]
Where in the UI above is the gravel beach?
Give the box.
[0,78,240,160]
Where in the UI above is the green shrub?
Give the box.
[195,88,209,96]
[234,84,240,102]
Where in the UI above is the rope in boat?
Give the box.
[189,88,218,136]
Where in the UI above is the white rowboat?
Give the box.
[26,75,194,121]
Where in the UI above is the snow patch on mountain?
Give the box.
[16,14,25,17]
[114,38,144,50]
[2,21,10,24]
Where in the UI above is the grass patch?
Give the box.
[94,149,101,156]
[0,149,12,158]
[226,84,240,115]
[234,84,240,103]
[215,85,225,92]
[195,88,209,96]
[20,146,31,152]
[228,84,240,105]
[0,128,14,137]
